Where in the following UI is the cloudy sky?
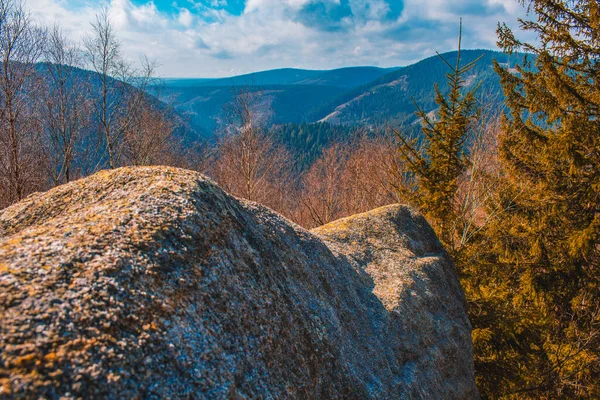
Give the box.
[26,0,531,77]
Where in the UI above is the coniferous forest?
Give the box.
[1,0,599,397]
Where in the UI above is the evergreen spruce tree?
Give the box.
[488,0,600,396]
[396,22,481,257]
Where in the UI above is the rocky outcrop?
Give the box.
[313,207,477,398]
[0,167,477,399]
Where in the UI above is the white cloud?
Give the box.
[245,0,311,12]
[25,0,532,77]
[178,8,194,27]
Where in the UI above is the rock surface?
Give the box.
[0,167,478,399]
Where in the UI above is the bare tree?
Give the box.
[299,143,347,227]
[84,8,155,169]
[213,89,295,213]
[41,25,92,184]
[298,132,404,228]
[0,0,46,208]
[343,131,404,214]
[122,98,176,166]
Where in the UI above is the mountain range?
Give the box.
[162,66,400,88]
[156,49,528,138]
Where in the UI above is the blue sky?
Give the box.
[28,0,530,77]
[132,0,246,16]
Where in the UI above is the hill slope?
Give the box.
[311,50,526,126]
[0,166,477,398]
[159,84,347,137]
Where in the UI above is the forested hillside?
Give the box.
[311,50,525,126]
[270,122,360,169]
[158,84,346,138]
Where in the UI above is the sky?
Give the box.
[26,0,532,77]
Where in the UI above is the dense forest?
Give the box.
[270,122,362,169]
[1,0,599,397]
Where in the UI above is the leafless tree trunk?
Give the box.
[84,8,155,170]
[0,0,46,208]
[41,25,92,185]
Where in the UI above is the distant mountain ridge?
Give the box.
[162,66,400,89]
[158,49,528,138]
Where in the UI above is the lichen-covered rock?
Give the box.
[0,166,478,399]
[313,206,478,399]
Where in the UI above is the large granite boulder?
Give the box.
[0,167,477,399]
